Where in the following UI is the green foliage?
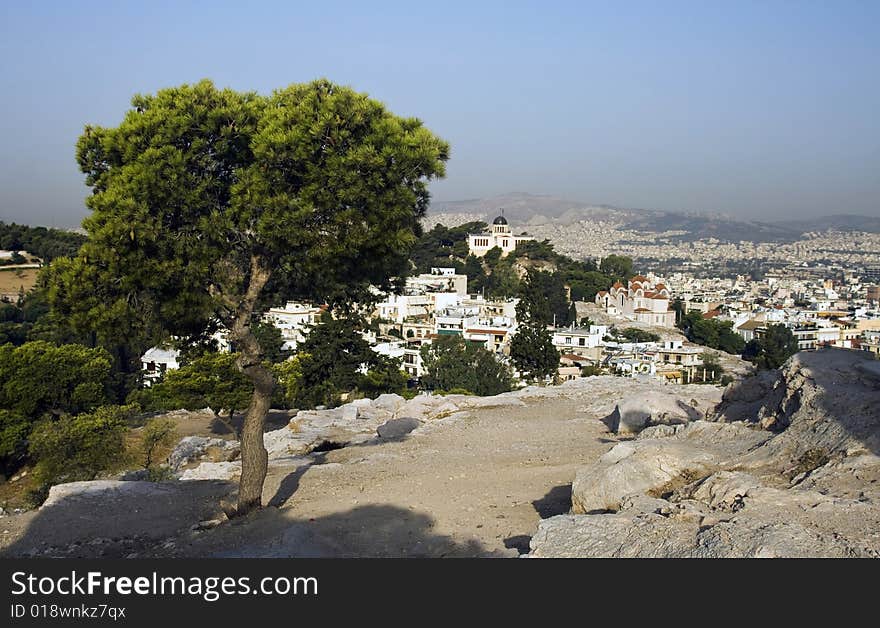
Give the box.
[420,335,513,396]
[0,288,54,347]
[511,239,558,262]
[580,364,604,377]
[252,320,287,364]
[359,356,408,398]
[566,270,617,302]
[410,222,487,274]
[141,417,177,469]
[671,298,685,325]
[51,77,449,403]
[743,324,799,370]
[0,409,29,476]
[294,313,377,408]
[272,354,306,409]
[0,341,112,419]
[516,269,572,327]
[599,254,634,282]
[677,311,745,354]
[510,324,559,381]
[0,221,86,262]
[463,255,485,294]
[619,328,661,343]
[470,249,520,298]
[129,352,252,419]
[290,313,405,408]
[28,405,129,487]
[0,341,112,475]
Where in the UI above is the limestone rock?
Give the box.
[178,461,241,481]
[168,436,234,470]
[571,440,718,513]
[263,427,322,459]
[373,393,406,414]
[606,393,698,434]
[532,349,880,558]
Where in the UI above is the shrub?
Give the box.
[28,405,129,487]
[580,365,603,377]
[620,328,661,343]
[141,417,177,469]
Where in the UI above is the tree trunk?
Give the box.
[229,255,273,516]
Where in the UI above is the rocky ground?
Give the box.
[1,347,877,558]
[0,378,723,558]
[529,348,880,557]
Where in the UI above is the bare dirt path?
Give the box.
[174,391,614,557]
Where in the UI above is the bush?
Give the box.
[141,417,177,469]
[420,335,513,396]
[580,365,603,377]
[0,341,113,476]
[620,328,661,343]
[0,409,29,476]
[28,405,129,487]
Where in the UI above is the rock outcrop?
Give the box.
[601,391,708,434]
[531,349,880,558]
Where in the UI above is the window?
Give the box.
[565,337,571,344]
[579,338,585,346]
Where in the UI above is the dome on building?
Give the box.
[492,214,508,225]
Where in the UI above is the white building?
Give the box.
[552,325,608,353]
[263,301,324,351]
[140,346,180,386]
[140,329,232,386]
[467,214,534,257]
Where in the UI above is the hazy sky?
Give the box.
[1,1,878,227]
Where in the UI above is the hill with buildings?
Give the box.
[429,193,880,244]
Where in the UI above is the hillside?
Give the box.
[430,193,880,243]
[3,348,877,558]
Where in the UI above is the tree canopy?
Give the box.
[510,324,559,382]
[56,79,449,513]
[0,341,113,475]
[743,324,799,370]
[0,221,86,262]
[419,335,513,396]
[677,310,745,355]
[516,269,572,327]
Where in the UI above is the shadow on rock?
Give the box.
[1,480,235,558]
[532,484,572,519]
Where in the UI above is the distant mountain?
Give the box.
[770,214,880,234]
[429,193,880,242]
[429,192,642,224]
